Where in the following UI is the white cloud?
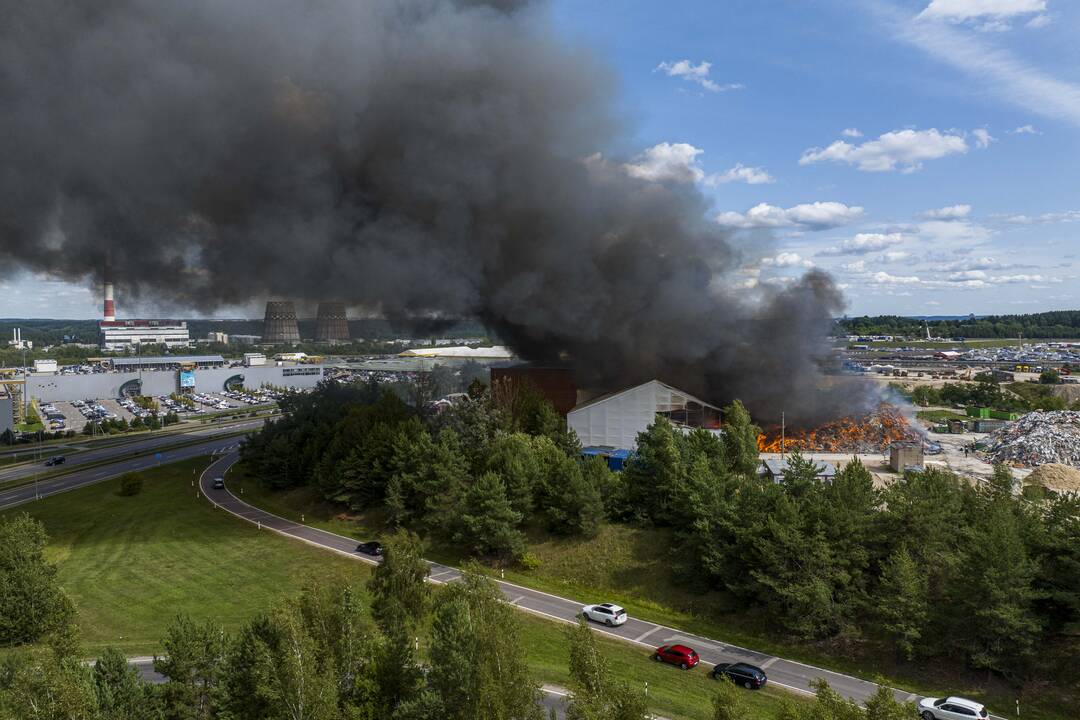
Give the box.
[972,128,995,148]
[761,252,814,268]
[880,250,911,262]
[917,0,1046,22]
[841,128,863,138]
[709,163,775,185]
[1027,13,1050,28]
[819,232,907,256]
[624,142,706,183]
[1009,124,1041,134]
[872,271,922,284]
[799,128,969,172]
[841,260,867,272]
[655,60,742,93]
[940,256,1008,271]
[884,3,1080,128]
[999,210,1080,224]
[624,143,773,186]
[918,219,993,245]
[921,204,972,220]
[716,201,865,230]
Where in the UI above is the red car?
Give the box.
[653,644,700,670]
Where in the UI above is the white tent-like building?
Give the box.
[567,380,722,451]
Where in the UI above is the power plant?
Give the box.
[261,301,301,344]
[314,302,350,344]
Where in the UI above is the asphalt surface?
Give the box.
[0,419,264,486]
[199,452,959,715]
[0,435,249,511]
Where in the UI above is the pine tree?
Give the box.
[454,472,525,558]
[154,615,228,720]
[368,529,430,635]
[565,619,648,720]
[94,646,157,720]
[721,399,759,478]
[875,547,928,661]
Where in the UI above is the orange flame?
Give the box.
[757,403,916,453]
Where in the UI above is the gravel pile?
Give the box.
[984,411,1080,468]
[1025,463,1080,493]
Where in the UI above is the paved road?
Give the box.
[0,436,248,511]
[199,453,963,715]
[0,419,263,486]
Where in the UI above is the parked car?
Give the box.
[653,644,699,670]
[581,603,627,627]
[44,456,66,466]
[211,477,225,489]
[356,541,383,557]
[711,662,767,689]
[918,697,988,720]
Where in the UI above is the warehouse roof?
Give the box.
[111,355,225,366]
[570,379,720,414]
[399,345,515,359]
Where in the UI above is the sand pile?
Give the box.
[1024,463,1080,494]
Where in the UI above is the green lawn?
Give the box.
[1,456,798,720]
[915,409,969,423]
[228,464,1077,720]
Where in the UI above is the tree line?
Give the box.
[904,375,1080,413]
[836,311,1080,339]
[0,522,919,720]
[244,381,1080,695]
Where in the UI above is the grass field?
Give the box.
[227,463,1079,720]
[0,456,800,720]
[916,409,969,423]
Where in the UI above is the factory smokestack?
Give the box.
[103,270,116,322]
[262,301,301,344]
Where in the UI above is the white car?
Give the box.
[918,696,988,720]
[581,603,627,627]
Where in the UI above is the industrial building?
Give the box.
[399,345,515,359]
[567,379,722,451]
[490,366,578,417]
[97,273,190,350]
[760,457,837,484]
[106,355,228,372]
[889,443,925,473]
[314,302,350,343]
[262,301,301,344]
[100,319,191,350]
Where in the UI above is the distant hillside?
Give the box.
[835,311,1080,339]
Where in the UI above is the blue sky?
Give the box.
[5,0,1078,318]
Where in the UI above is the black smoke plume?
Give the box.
[0,0,855,424]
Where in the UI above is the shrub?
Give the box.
[517,551,541,571]
[117,473,143,496]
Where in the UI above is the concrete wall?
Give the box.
[25,366,328,403]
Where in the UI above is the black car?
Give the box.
[711,662,767,689]
[356,541,383,557]
[44,456,66,467]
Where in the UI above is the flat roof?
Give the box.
[111,355,225,366]
[100,319,187,327]
[761,457,836,476]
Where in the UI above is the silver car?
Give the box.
[918,696,988,720]
[581,603,627,627]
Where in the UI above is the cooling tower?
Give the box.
[262,301,301,344]
[314,302,350,343]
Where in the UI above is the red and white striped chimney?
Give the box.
[103,269,116,322]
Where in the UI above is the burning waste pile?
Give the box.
[757,403,919,454]
[984,411,1080,468]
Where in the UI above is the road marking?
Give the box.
[430,569,456,580]
[760,657,779,669]
[905,693,917,703]
[509,595,526,605]
[633,625,662,643]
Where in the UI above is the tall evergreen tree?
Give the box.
[720,400,759,478]
[564,619,648,720]
[455,472,525,559]
[875,547,928,661]
[154,615,228,720]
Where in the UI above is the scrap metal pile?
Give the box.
[984,411,1080,468]
[758,403,920,453]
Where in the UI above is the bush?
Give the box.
[117,473,143,496]
[517,551,541,571]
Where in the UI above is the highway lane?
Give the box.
[199,453,957,716]
[0,419,263,485]
[0,436,246,511]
